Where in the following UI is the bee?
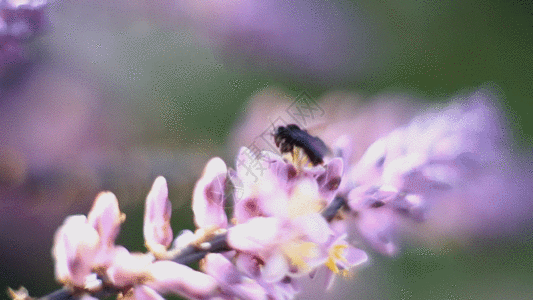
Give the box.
[274,124,329,166]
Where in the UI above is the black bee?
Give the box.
[274,124,329,166]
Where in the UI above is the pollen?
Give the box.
[283,241,318,271]
[325,244,349,276]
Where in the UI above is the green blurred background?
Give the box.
[1,0,532,299]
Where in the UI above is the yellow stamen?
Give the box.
[283,242,318,271]
[325,244,350,277]
[325,257,340,274]
[330,244,348,263]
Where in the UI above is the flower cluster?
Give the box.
[0,0,46,82]
[10,86,523,300]
[12,150,366,300]
[49,180,220,300]
[196,151,367,297]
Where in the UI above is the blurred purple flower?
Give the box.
[2,0,46,39]
[178,0,390,85]
[230,84,532,255]
[339,85,533,253]
[0,36,25,73]
[0,0,46,82]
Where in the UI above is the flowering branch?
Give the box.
[9,192,348,300]
[9,87,517,300]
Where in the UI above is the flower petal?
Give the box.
[356,208,397,256]
[227,217,281,252]
[144,176,173,255]
[204,253,268,300]
[192,157,228,229]
[235,147,266,185]
[86,192,123,261]
[316,158,343,204]
[293,213,331,244]
[172,229,195,249]
[52,215,99,286]
[203,253,241,285]
[350,137,387,185]
[339,244,368,269]
[391,193,426,222]
[146,261,218,299]
[106,246,153,287]
[235,253,261,279]
[262,251,290,283]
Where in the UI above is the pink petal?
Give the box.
[233,196,266,224]
[172,229,195,249]
[350,137,386,185]
[227,217,281,252]
[357,208,398,256]
[273,277,301,299]
[332,134,353,162]
[192,157,228,229]
[234,281,269,300]
[316,158,343,204]
[262,251,290,283]
[235,147,266,185]
[257,183,290,218]
[392,193,426,221]
[346,185,369,212]
[382,152,427,189]
[86,192,123,256]
[203,253,241,285]
[293,213,332,244]
[52,215,99,286]
[235,253,261,278]
[146,261,218,299]
[144,176,173,254]
[323,268,336,290]
[106,246,153,287]
[339,245,368,269]
[204,254,268,300]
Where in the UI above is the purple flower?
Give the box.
[230,147,343,223]
[51,181,221,300]
[144,260,218,299]
[177,0,387,84]
[2,0,46,40]
[192,157,228,230]
[52,192,124,287]
[144,176,173,258]
[0,0,47,82]
[320,234,368,290]
[203,253,269,300]
[339,85,528,254]
[219,147,366,286]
